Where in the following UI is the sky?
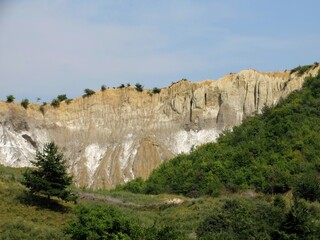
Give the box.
[0,0,320,102]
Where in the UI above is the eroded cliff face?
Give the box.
[1,67,319,189]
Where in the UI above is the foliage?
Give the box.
[0,164,73,240]
[65,99,73,104]
[290,63,316,76]
[197,197,285,239]
[51,98,60,107]
[83,88,95,97]
[57,94,68,102]
[65,202,188,240]
[6,95,15,103]
[293,172,320,201]
[152,87,161,94]
[117,177,146,193]
[22,142,76,202]
[196,197,320,240]
[275,199,319,239]
[65,204,142,239]
[21,99,29,109]
[118,83,126,89]
[127,71,320,197]
[135,83,143,92]
[101,85,107,91]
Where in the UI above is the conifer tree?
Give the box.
[23,142,76,202]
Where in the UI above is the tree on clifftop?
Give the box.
[23,142,76,202]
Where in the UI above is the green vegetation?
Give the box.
[65,204,143,239]
[118,83,126,89]
[57,94,68,102]
[65,99,73,104]
[135,83,143,92]
[0,165,74,239]
[290,63,318,76]
[83,88,95,97]
[2,65,320,239]
[101,84,107,91]
[128,70,320,198]
[152,87,161,94]
[6,95,15,103]
[22,142,76,202]
[21,98,29,109]
[51,98,60,107]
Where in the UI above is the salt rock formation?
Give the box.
[0,66,319,189]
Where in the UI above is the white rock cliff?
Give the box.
[0,66,319,189]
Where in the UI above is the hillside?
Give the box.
[2,65,320,239]
[1,65,319,189]
[124,66,320,197]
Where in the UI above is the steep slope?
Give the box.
[0,65,319,188]
[142,69,320,196]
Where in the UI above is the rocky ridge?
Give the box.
[1,66,319,189]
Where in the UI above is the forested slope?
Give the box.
[123,69,320,198]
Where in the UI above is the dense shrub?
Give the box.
[64,204,142,239]
[21,99,29,109]
[57,94,67,102]
[119,177,146,193]
[101,85,106,91]
[83,89,95,97]
[135,83,143,92]
[293,172,320,201]
[152,87,161,94]
[51,98,60,107]
[6,95,15,103]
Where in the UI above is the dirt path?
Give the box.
[77,192,184,210]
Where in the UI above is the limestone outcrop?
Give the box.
[1,66,319,189]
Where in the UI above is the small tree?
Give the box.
[22,142,76,202]
[51,98,60,107]
[57,94,68,102]
[135,83,143,92]
[101,85,107,91]
[152,87,161,94]
[118,83,125,89]
[6,95,15,103]
[21,98,29,109]
[83,89,95,97]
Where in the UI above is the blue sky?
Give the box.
[0,0,320,102]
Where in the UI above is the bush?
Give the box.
[291,64,314,76]
[57,94,67,102]
[83,89,95,97]
[101,85,106,91]
[293,172,320,201]
[64,204,142,239]
[65,99,73,105]
[121,177,145,193]
[21,99,29,109]
[51,99,60,107]
[196,198,284,239]
[152,87,161,94]
[6,95,15,103]
[135,83,143,92]
[118,84,125,89]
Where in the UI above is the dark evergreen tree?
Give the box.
[23,142,76,202]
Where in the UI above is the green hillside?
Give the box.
[132,69,320,198]
[1,66,320,239]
